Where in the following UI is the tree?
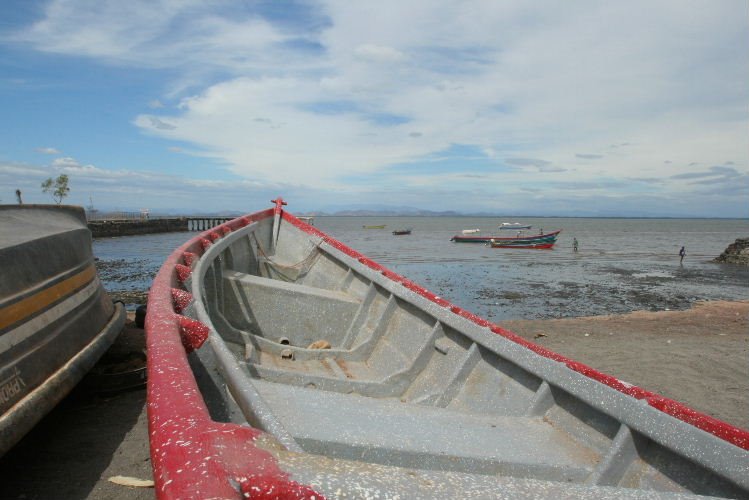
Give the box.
[41,174,70,204]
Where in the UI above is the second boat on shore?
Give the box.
[0,204,125,457]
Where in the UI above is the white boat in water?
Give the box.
[461,228,480,234]
[499,222,532,230]
[144,198,749,499]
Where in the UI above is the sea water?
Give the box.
[93,216,749,320]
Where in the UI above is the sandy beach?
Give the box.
[0,300,747,499]
[499,300,749,430]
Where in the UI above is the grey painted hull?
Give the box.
[159,202,748,498]
[0,205,125,456]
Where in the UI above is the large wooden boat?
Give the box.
[145,199,749,499]
[0,205,125,455]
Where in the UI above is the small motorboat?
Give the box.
[392,228,412,235]
[489,230,561,249]
[499,222,532,230]
[461,229,481,234]
[145,199,748,498]
[0,204,125,456]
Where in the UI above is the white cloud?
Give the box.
[51,156,100,173]
[353,44,407,63]
[6,0,748,215]
[137,3,747,187]
[0,159,296,211]
[36,147,61,154]
[9,0,287,76]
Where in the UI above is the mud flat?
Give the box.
[499,300,749,430]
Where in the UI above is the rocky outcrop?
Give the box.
[713,238,749,265]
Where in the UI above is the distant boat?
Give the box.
[392,229,412,235]
[363,224,386,229]
[499,222,532,230]
[452,230,561,243]
[461,229,481,234]
[298,216,314,226]
[489,241,555,249]
[489,230,561,249]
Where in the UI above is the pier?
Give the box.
[87,214,236,238]
[185,216,235,231]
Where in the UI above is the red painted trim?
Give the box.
[281,210,749,450]
[146,206,322,499]
[182,251,198,267]
[177,315,210,353]
[647,397,749,449]
[271,197,287,216]
[174,263,191,283]
[170,288,192,314]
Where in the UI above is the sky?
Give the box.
[0,1,747,217]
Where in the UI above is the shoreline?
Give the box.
[0,300,746,499]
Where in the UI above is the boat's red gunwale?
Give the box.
[146,206,321,499]
[147,200,749,498]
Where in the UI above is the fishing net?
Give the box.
[251,232,321,282]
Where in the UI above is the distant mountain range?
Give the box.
[89,205,735,219]
[300,208,463,217]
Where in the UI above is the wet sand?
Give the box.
[0,317,153,500]
[0,301,746,499]
[500,300,749,430]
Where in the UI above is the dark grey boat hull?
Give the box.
[0,205,125,455]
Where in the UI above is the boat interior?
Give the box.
[188,216,746,497]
